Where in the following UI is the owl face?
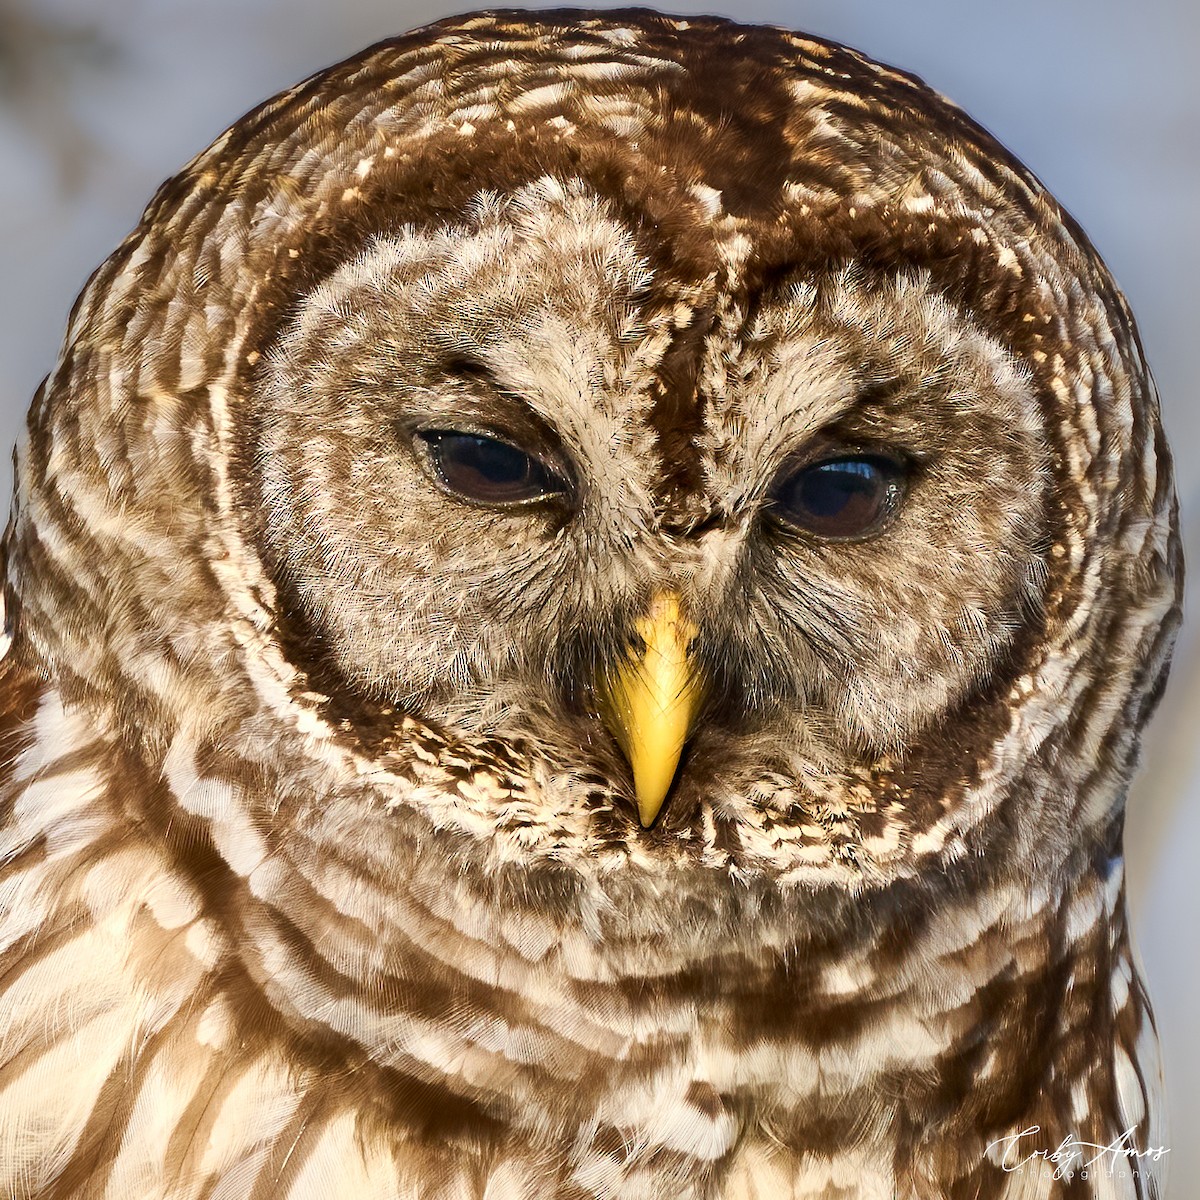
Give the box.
[253,178,1048,846]
[8,8,1174,921]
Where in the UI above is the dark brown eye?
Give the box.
[770,455,905,539]
[418,431,564,506]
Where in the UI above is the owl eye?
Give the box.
[770,454,906,539]
[418,431,564,506]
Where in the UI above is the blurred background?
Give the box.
[1,0,1196,1183]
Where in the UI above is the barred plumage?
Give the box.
[0,9,1180,1199]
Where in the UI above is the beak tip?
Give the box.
[635,784,670,829]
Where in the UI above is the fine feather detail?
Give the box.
[0,9,1178,1198]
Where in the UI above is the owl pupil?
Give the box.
[421,432,559,505]
[773,456,901,538]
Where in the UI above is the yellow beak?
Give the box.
[598,593,704,827]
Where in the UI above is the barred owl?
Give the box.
[0,9,1181,1200]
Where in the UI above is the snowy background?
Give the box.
[1,0,1196,1186]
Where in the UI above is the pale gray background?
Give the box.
[1,0,1196,1186]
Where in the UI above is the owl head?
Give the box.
[7,9,1180,936]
